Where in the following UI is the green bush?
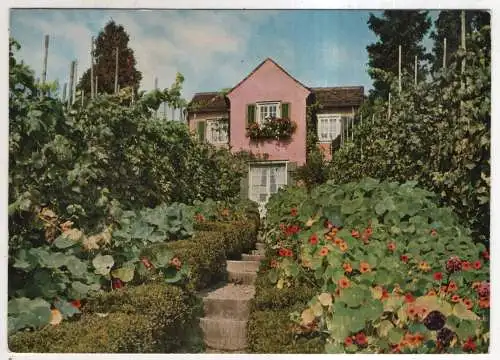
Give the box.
[195,220,258,259]
[9,283,204,353]
[247,307,325,353]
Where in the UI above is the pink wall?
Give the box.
[227,60,311,166]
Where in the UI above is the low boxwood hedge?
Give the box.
[9,283,203,353]
[247,265,325,353]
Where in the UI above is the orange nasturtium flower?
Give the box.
[418,261,431,272]
[339,241,348,252]
[338,277,351,289]
[319,246,329,256]
[343,262,353,273]
[387,242,396,251]
[462,298,474,310]
[360,261,371,273]
[479,297,490,309]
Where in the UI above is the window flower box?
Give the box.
[246,117,297,141]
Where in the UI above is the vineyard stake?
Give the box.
[41,35,49,98]
[72,61,78,105]
[443,37,447,69]
[67,61,75,110]
[398,45,402,93]
[414,55,418,86]
[90,36,95,99]
[62,82,67,102]
[114,46,119,94]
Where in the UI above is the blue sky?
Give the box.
[9,9,437,100]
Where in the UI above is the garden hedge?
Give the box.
[9,283,203,353]
[247,265,325,353]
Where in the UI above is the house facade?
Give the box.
[187,58,364,211]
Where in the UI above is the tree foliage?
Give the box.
[366,11,432,100]
[330,26,490,243]
[78,20,142,95]
[429,10,490,74]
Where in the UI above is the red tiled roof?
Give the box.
[187,92,229,113]
[312,86,365,108]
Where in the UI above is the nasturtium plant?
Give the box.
[265,178,489,353]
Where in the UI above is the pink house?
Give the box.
[187,58,364,207]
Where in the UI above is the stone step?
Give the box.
[202,285,255,320]
[241,254,265,261]
[227,270,257,285]
[255,242,265,251]
[251,249,265,256]
[226,260,260,273]
[200,317,248,350]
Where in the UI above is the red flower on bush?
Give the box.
[279,223,286,231]
[462,261,472,271]
[463,337,477,352]
[291,208,298,217]
[404,293,415,303]
[387,242,396,252]
[344,336,354,346]
[365,227,373,236]
[319,246,329,256]
[286,249,294,257]
[195,213,205,222]
[433,272,443,281]
[270,259,278,268]
[70,299,81,309]
[351,230,360,238]
[285,225,300,236]
[141,257,154,270]
[339,241,348,252]
[278,248,287,257]
[343,262,353,273]
[462,298,473,310]
[381,288,389,301]
[447,281,458,293]
[338,277,350,289]
[482,250,490,261]
[451,294,461,303]
[431,229,438,236]
[360,261,371,273]
[473,260,482,270]
[112,278,123,290]
[479,297,490,309]
[355,332,367,346]
[309,233,318,245]
[400,255,409,263]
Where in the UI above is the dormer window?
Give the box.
[257,102,281,123]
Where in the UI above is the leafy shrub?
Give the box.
[264,178,489,353]
[9,283,203,353]
[191,198,260,227]
[293,148,330,191]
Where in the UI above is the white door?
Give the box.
[249,163,287,217]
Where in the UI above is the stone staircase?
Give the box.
[199,241,266,353]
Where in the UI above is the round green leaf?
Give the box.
[111,267,135,282]
[92,254,114,275]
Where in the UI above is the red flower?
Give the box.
[112,278,123,290]
[309,233,318,245]
[473,260,482,270]
[338,277,350,289]
[324,219,333,229]
[285,225,300,236]
[463,337,477,352]
[291,208,298,217]
[381,288,389,301]
[451,294,461,303]
[447,281,458,293]
[479,297,490,308]
[286,249,294,257]
[462,261,472,271]
[359,261,371,273]
[355,332,367,346]
[279,223,286,231]
[431,229,437,236]
[270,259,278,268]
[387,242,396,251]
[278,248,287,257]
[365,227,373,236]
[344,336,354,346]
[195,213,205,222]
[404,293,415,303]
[400,255,409,263]
[70,299,81,309]
[319,246,329,256]
[462,298,473,310]
[482,250,490,261]
[433,272,443,281]
[343,262,353,273]
[141,257,154,269]
[351,230,360,238]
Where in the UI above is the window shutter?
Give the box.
[197,120,206,142]
[281,103,290,119]
[246,104,256,126]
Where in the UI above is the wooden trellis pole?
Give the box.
[114,47,119,94]
[351,107,355,141]
[95,76,98,96]
[398,45,402,93]
[67,61,75,110]
[388,92,392,119]
[62,83,67,102]
[443,37,447,69]
[42,35,49,85]
[414,55,418,86]
[90,36,95,99]
[72,61,78,105]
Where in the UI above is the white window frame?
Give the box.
[317,114,342,142]
[256,101,281,123]
[248,162,288,210]
[206,118,228,144]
